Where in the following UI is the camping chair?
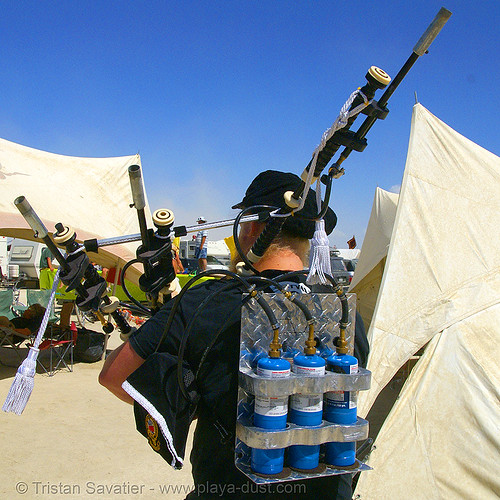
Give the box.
[34,302,77,376]
[10,288,59,322]
[0,326,32,365]
[26,289,59,323]
[0,288,15,320]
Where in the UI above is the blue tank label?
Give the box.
[257,367,290,378]
[254,396,288,416]
[325,391,357,409]
[290,394,323,412]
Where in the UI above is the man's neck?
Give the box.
[253,249,304,273]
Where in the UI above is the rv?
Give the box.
[7,239,46,280]
[178,239,231,272]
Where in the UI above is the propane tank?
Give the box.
[288,353,325,470]
[251,356,291,475]
[324,353,358,466]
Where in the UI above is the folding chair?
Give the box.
[26,289,59,323]
[0,325,32,364]
[0,289,30,364]
[9,287,57,322]
[35,303,77,376]
[0,288,15,320]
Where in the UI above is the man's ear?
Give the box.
[248,221,265,238]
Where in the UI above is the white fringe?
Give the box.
[122,380,183,469]
[307,219,332,285]
[2,347,38,414]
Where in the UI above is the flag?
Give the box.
[347,236,356,249]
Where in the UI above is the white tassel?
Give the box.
[307,219,332,285]
[2,347,39,414]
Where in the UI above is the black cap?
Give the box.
[232,170,337,239]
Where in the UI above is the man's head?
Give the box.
[232,170,337,239]
[23,303,46,321]
[232,170,337,270]
[197,216,206,224]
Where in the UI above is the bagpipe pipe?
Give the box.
[13,164,265,328]
[239,7,452,275]
[14,196,133,336]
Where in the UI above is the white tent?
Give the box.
[0,137,148,285]
[349,187,398,331]
[354,104,500,499]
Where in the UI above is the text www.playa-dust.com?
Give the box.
[16,480,306,497]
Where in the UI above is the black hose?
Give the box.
[176,278,247,401]
[175,273,293,402]
[170,270,262,402]
[155,269,252,354]
[274,270,349,336]
[246,275,313,324]
[120,259,153,315]
[191,273,315,398]
[232,205,279,275]
[194,275,287,381]
[323,273,349,331]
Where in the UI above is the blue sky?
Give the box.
[1,1,498,247]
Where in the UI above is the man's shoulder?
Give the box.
[186,277,240,297]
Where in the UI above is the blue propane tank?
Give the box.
[324,353,358,467]
[251,356,291,475]
[288,354,326,470]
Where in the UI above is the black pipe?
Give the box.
[334,8,452,168]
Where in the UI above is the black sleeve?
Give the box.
[354,310,369,368]
[128,300,185,359]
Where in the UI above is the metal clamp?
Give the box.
[239,367,371,398]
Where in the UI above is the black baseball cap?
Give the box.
[232,170,337,239]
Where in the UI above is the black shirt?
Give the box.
[129,273,368,499]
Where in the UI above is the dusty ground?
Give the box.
[1,305,403,500]
[0,317,195,500]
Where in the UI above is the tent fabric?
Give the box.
[0,138,147,284]
[354,104,500,499]
[355,306,500,499]
[349,188,398,331]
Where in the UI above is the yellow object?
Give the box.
[224,235,237,262]
[39,268,57,290]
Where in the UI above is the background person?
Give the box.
[39,245,56,290]
[194,216,208,272]
[172,243,184,274]
[39,245,54,271]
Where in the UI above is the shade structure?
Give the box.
[0,137,150,285]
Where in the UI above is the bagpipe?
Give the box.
[13,8,451,339]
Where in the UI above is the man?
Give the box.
[39,245,56,290]
[195,216,208,271]
[99,170,368,499]
[39,245,54,271]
